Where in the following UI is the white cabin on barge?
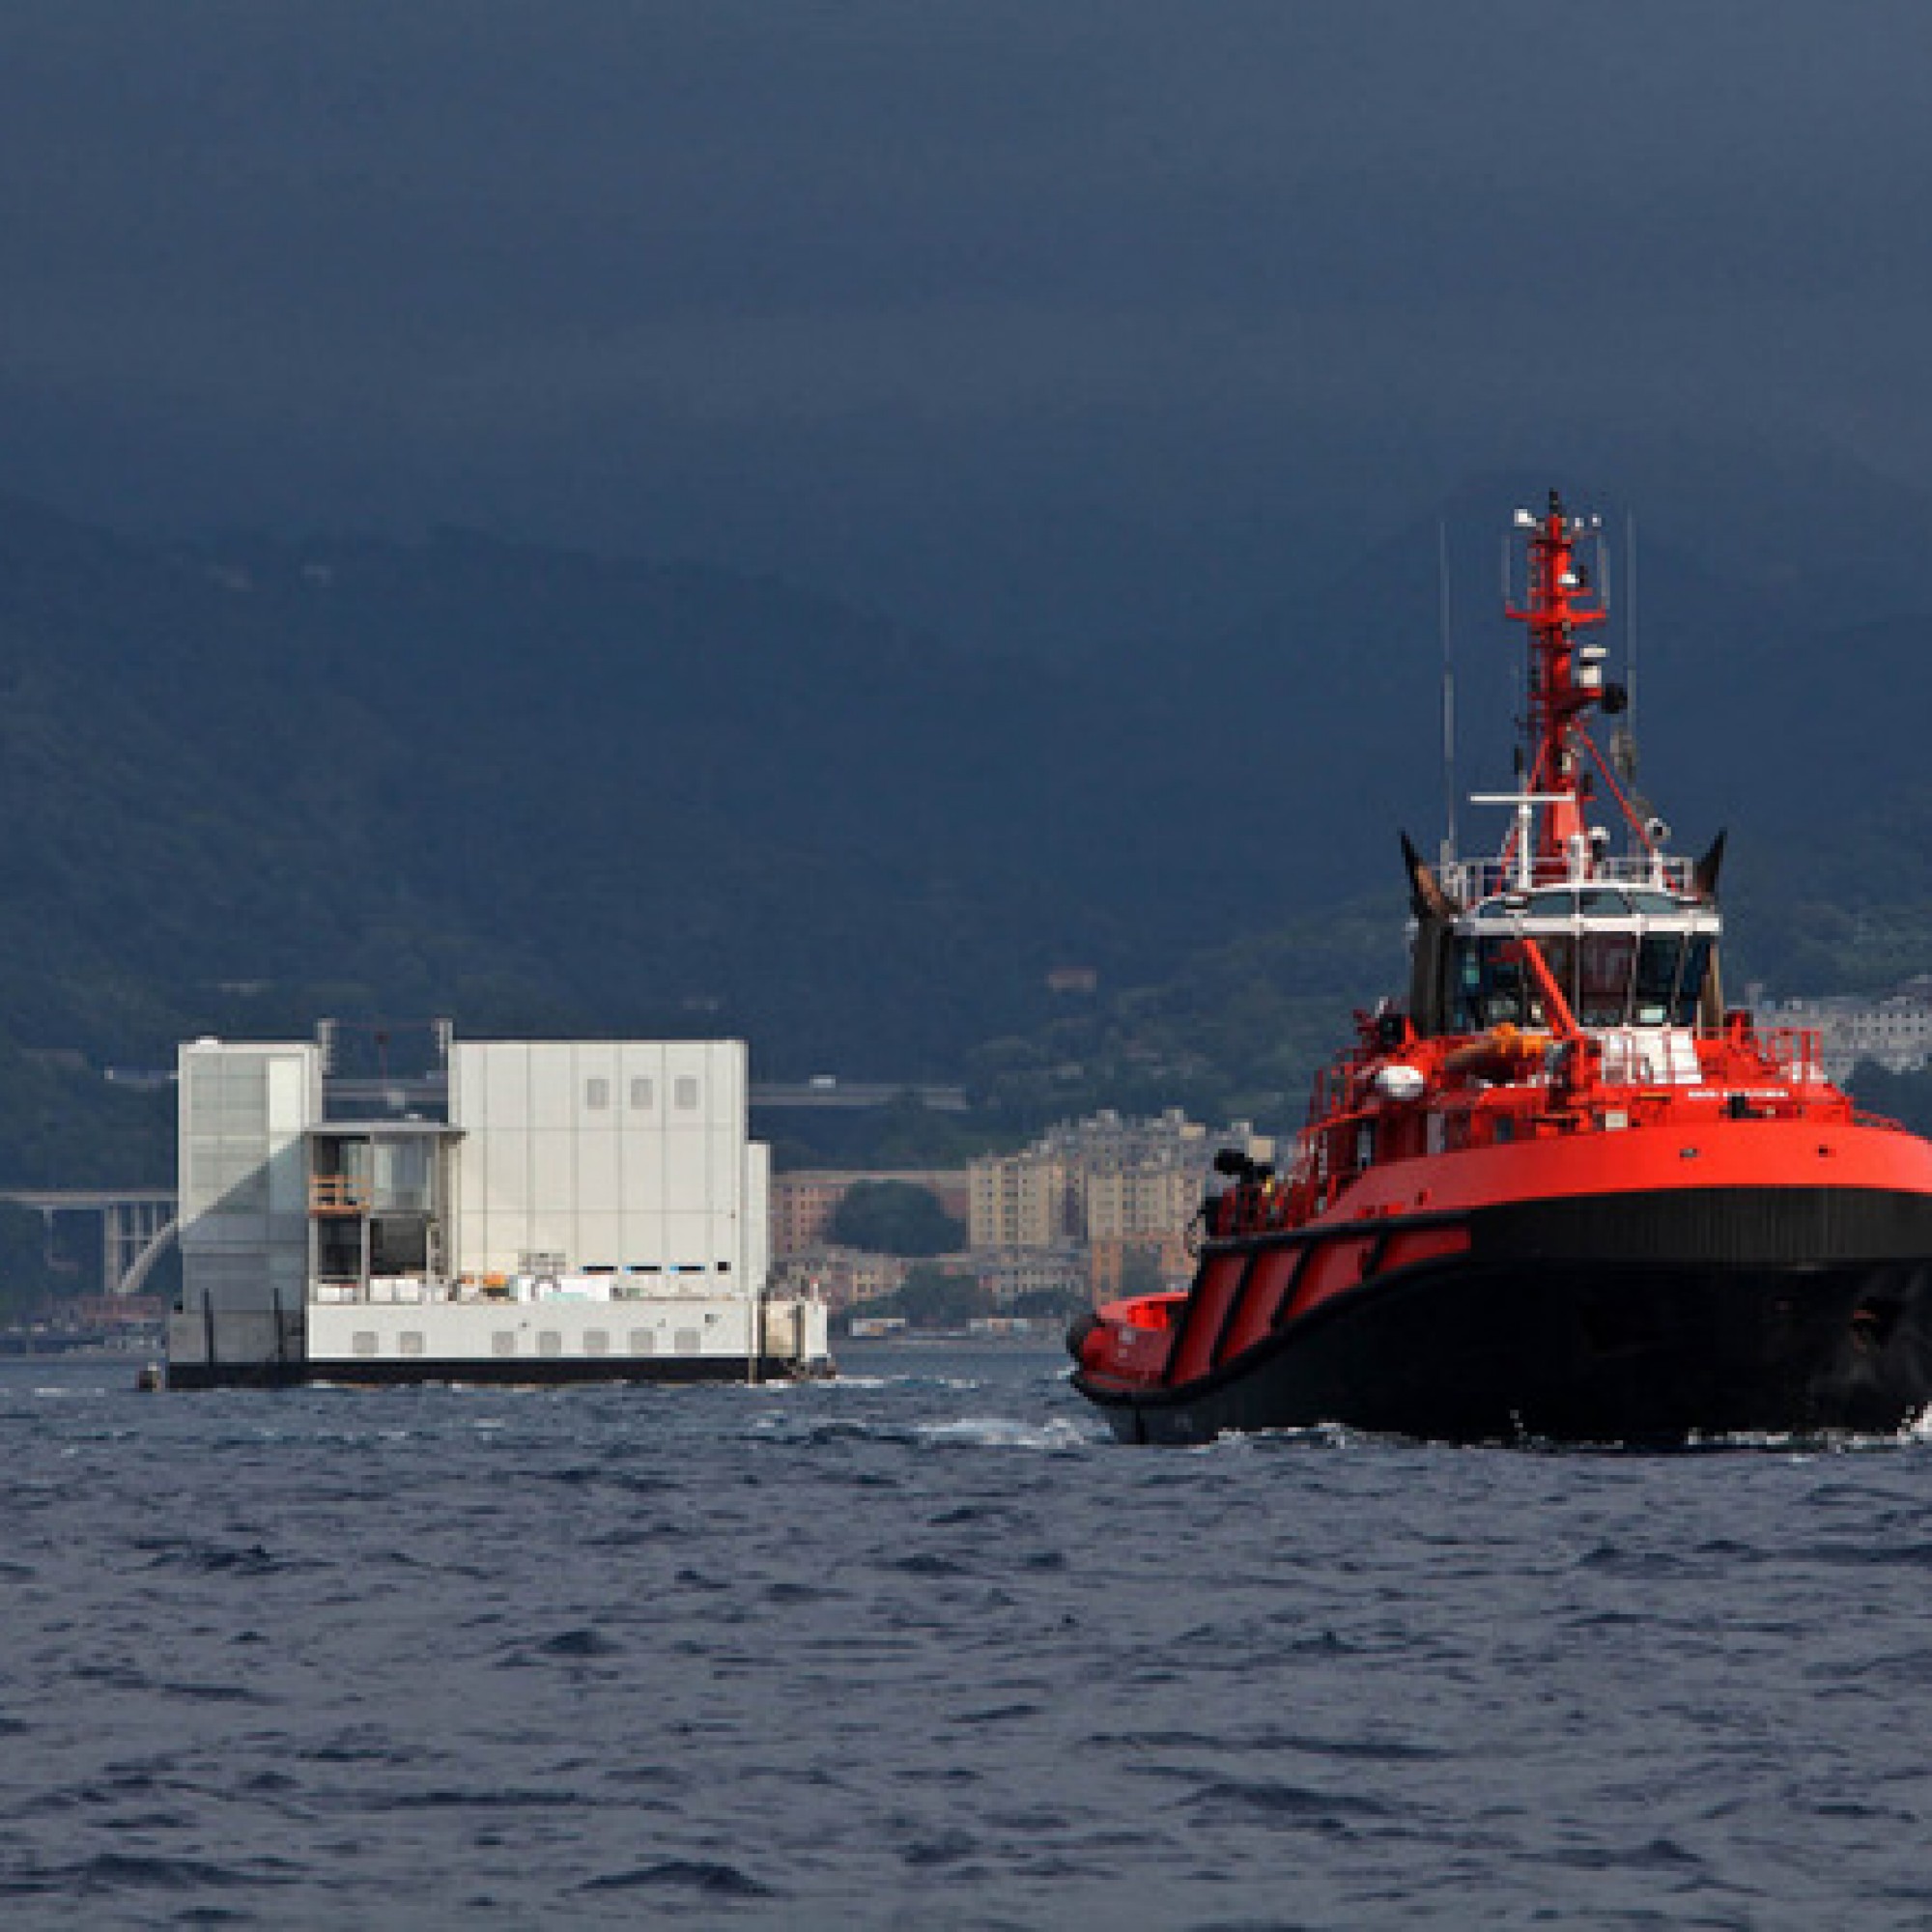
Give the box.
[167,1029,830,1386]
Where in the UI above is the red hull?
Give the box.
[1075,1122,1932,1424]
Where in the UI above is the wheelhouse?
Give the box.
[1442,888,1721,1036]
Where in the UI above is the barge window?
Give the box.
[1580,887,1630,914]
[1633,933,1682,1026]
[1527,890,1576,917]
[1577,932,1636,1028]
[1674,933,1716,1026]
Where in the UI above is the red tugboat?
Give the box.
[1070,491,1932,1445]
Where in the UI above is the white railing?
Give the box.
[1438,852,1695,906]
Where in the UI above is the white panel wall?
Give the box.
[619,1043,666,1262]
[620,1042,666,1127]
[528,1043,572,1129]
[529,1123,574,1261]
[484,1044,529,1125]
[705,1126,735,1274]
[744,1141,770,1290]
[578,1214,623,1272]
[177,1040,321,1314]
[577,1133,620,1224]
[664,1132,707,1215]
[666,1212,711,1273]
[576,1040,619,1196]
[450,1038,753,1290]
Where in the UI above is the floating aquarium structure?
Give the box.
[168,1027,829,1387]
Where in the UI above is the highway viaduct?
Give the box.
[0,1189,177,1298]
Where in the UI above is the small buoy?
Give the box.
[135,1363,162,1393]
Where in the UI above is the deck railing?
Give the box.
[1437,852,1696,905]
[1750,1027,1828,1086]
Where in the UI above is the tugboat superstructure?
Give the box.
[1070,492,1932,1444]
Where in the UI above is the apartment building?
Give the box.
[967,1154,1077,1251]
[968,1108,1273,1274]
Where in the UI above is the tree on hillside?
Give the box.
[895,1263,988,1327]
[1849,1062,1932,1138]
[1011,1283,1089,1319]
[867,1092,993,1168]
[829,1179,966,1257]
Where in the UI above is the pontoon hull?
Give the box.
[163,1354,831,1390]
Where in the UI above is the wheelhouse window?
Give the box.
[1527,933,1576,1027]
[1675,933,1715,1027]
[1577,932,1636,1028]
[1451,935,1532,1030]
[1452,924,1713,1034]
[1633,933,1682,1026]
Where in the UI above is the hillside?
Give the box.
[0,484,1929,1185]
[0,498,1167,1082]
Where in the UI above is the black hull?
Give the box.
[165,1355,828,1390]
[1074,1186,1932,1446]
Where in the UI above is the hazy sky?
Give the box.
[4,2,1929,644]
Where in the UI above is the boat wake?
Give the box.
[745,1410,1096,1453]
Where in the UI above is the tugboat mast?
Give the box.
[1505,489,1609,877]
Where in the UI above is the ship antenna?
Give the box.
[1624,509,1638,745]
[1609,511,1641,816]
[1439,520,1457,866]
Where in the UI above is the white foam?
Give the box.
[914,1415,1092,1452]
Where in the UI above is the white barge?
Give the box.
[166,1030,830,1387]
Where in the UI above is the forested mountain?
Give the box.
[1,480,1930,1188]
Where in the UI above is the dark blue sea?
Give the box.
[4,1343,1932,1929]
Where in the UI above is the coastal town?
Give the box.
[771,1105,1273,1334]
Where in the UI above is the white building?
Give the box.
[168,1031,826,1386]
[1759,985,1932,1083]
[967,1107,1274,1252]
